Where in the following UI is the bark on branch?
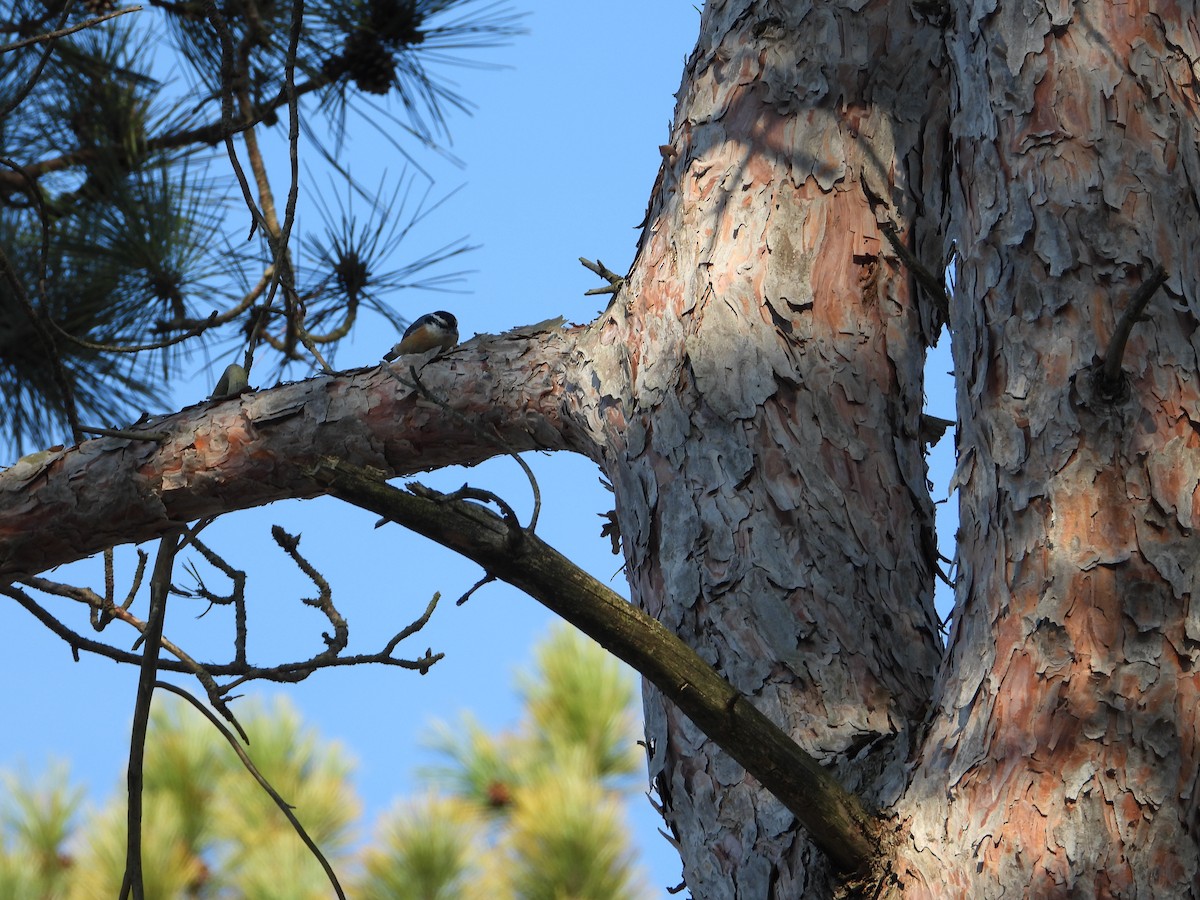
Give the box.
[0,328,579,581]
[313,457,878,873]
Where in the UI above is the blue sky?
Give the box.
[1,1,957,894]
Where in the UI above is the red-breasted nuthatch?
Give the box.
[383,311,459,360]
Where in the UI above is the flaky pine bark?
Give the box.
[571,2,948,895]
[0,330,581,579]
[893,0,1200,895]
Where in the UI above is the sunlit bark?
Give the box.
[569,1,947,894]
[0,331,577,579]
[893,0,1200,894]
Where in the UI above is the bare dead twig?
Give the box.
[579,256,625,296]
[295,326,336,373]
[398,482,525,607]
[278,0,304,282]
[175,536,248,665]
[455,574,495,607]
[381,592,441,658]
[4,583,139,662]
[93,548,147,630]
[0,6,141,53]
[879,222,950,321]
[384,364,543,530]
[207,0,335,379]
[8,577,443,683]
[53,311,220,355]
[271,525,348,662]
[1096,265,1169,398]
[12,515,446,721]
[215,646,443,692]
[155,266,273,336]
[103,549,116,617]
[205,1,271,242]
[0,1,71,120]
[154,681,348,900]
[77,426,170,443]
[121,528,183,900]
[424,483,523,546]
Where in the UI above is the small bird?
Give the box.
[383,311,459,360]
[210,363,249,399]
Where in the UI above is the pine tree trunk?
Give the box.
[892,0,1200,894]
[572,2,948,894]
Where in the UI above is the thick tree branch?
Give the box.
[0,323,894,864]
[313,457,878,874]
[0,328,581,581]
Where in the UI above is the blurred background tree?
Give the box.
[0,625,651,898]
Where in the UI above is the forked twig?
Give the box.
[384,365,543,531]
[271,525,348,661]
[579,256,625,296]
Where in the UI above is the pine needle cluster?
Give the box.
[387,624,649,899]
[0,0,520,451]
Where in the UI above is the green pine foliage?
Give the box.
[0,765,80,899]
[0,0,521,451]
[0,626,651,898]
[417,624,647,899]
[507,764,641,900]
[358,794,483,900]
[67,795,208,899]
[54,697,358,898]
[234,702,354,891]
[520,624,642,782]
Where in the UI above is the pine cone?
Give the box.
[369,0,424,47]
[343,30,395,95]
